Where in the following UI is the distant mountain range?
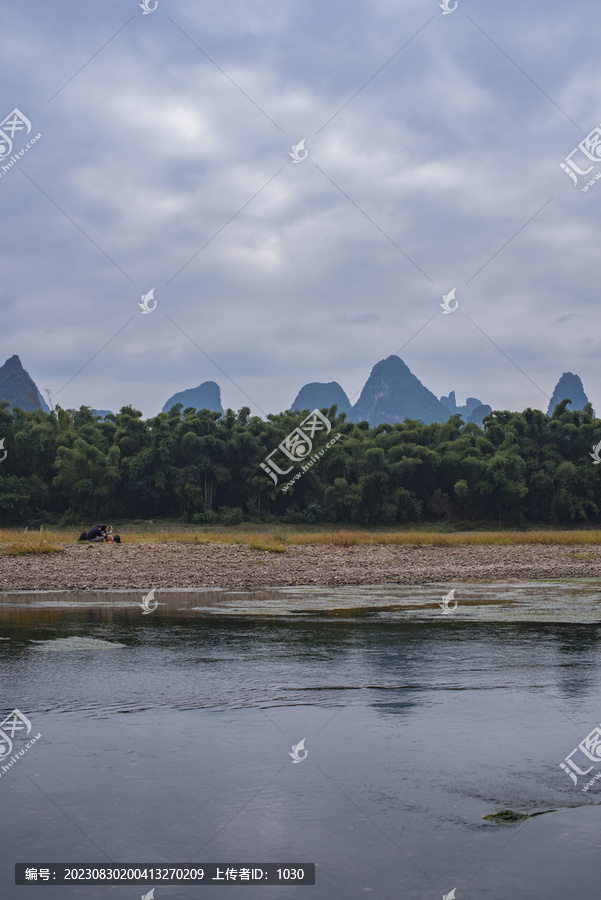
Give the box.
[288,356,492,426]
[0,355,593,425]
[289,359,591,425]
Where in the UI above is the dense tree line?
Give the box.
[0,398,599,526]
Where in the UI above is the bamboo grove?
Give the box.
[0,398,599,526]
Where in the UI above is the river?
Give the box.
[0,581,600,899]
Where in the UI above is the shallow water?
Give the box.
[0,582,600,898]
[2,579,601,621]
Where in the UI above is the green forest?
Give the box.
[0,398,599,527]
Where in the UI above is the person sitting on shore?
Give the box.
[77,524,121,543]
[85,524,108,542]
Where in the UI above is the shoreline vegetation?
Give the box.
[2,525,601,557]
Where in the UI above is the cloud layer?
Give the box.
[0,0,599,417]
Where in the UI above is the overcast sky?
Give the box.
[0,0,599,419]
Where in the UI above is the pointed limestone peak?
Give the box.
[353,355,449,426]
[3,354,24,371]
[547,372,591,416]
[0,355,49,412]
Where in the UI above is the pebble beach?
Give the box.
[1,540,601,592]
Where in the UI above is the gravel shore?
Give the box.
[1,541,601,592]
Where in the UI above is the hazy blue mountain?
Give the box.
[291,381,353,418]
[547,372,591,415]
[162,381,223,414]
[466,404,492,426]
[440,390,457,412]
[0,355,49,412]
[440,391,488,421]
[352,356,449,426]
[92,409,113,419]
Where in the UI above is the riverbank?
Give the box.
[1,539,601,591]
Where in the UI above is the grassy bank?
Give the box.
[1,526,601,556]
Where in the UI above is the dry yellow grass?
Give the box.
[140,527,601,554]
[293,530,601,547]
[1,526,601,555]
[0,529,63,557]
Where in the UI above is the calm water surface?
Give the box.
[0,582,600,899]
